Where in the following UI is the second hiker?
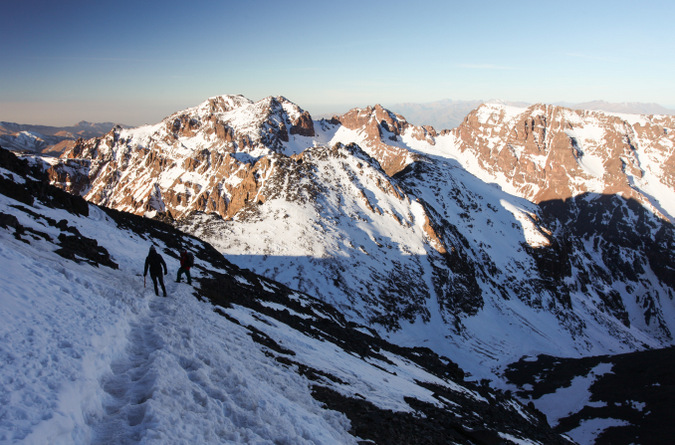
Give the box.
[176,247,194,285]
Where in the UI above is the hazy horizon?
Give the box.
[0,96,675,129]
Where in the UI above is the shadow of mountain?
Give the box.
[3,145,577,445]
[538,192,674,292]
[533,193,674,336]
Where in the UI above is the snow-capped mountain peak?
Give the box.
[34,96,673,386]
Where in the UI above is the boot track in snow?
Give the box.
[91,294,166,444]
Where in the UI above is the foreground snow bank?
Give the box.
[0,194,354,444]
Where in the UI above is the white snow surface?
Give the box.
[0,195,357,444]
[2,171,530,444]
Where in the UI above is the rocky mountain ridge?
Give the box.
[388,99,675,131]
[450,103,674,217]
[32,95,675,375]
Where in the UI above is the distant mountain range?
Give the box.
[0,121,124,154]
[388,99,675,130]
[4,100,673,154]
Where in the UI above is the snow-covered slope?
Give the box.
[1,147,572,444]
[27,96,675,444]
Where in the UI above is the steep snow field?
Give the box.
[1,158,572,445]
[0,194,355,444]
[183,140,671,381]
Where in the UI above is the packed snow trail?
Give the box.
[92,283,356,445]
[0,194,356,444]
[91,291,164,444]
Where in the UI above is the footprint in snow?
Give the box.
[89,307,164,444]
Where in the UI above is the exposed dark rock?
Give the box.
[312,385,572,445]
[539,193,674,334]
[504,346,675,445]
[55,232,118,269]
[289,110,315,137]
[0,211,19,230]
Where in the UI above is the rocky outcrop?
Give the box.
[451,104,675,220]
[335,105,418,176]
[289,110,315,137]
[42,95,321,220]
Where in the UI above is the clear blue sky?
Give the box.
[2,0,674,125]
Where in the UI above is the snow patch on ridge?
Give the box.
[500,199,550,247]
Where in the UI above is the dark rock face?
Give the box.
[504,346,675,445]
[55,231,118,269]
[538,193,674,337]
[289,110,315,137]
[427,211,484,326]
[0,147,89,217]
[0,146,116,268]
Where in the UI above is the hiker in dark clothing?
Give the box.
[144,246,167,297]
[176,248,193,285]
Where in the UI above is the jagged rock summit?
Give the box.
[47,95,320,220]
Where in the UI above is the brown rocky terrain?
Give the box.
[38,97,674,227]
[47,96,316,220]
[449,104,674,220]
